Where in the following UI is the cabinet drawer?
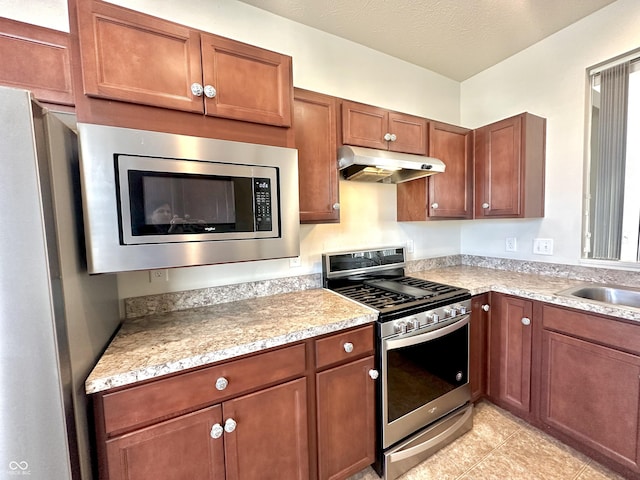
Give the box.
[101,343,306,435]
[542,304,640,355]
[315,325,374,369]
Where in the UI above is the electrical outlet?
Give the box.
[289,256,301,267]
[149,269,169,283]
[406,240,415,254]
[505,237,517,252]
[533,238,554,255]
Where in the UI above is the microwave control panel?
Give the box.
[254,178,272,231]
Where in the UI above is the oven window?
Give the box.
[127,171,255,236]
[387,324,468,423]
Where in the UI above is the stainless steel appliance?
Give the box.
[338,145,445,183]
[0,86,120,479]
[77,123,300,273]
[322,247,473,480]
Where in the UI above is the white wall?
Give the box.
[460,0,640,266]
[0,0,462,298]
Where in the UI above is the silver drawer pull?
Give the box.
[343,342,354,353]
[210,423,223,439]
[215,377,229,391]
[368,369,379,380]
[224,418,237,433]
[521,317,531,326]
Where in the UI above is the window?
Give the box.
[585,51,640,262]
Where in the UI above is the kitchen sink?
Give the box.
[558,284,640,309]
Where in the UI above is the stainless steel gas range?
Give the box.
[322,246,473,480]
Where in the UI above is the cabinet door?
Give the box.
[0,18,74,106]
[294,88,340,223]
[470,294,489,402]
[316,356,375,480]
[223,378,309,480]
[341,101,389,150]
[201,33,292,127]
[77,0,203,113]
[388,112,427,155]
[105,405,225,480]
[427,122,473,218]
[474,115,522,217]
[474,113,545,219]
[541,331,640,472]
[490,294,533,414]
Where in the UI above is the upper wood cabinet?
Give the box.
[474,112,546,218]
[294,88,340,223]
[341,100,427,155]
[77,0,292,127]
[397,121,473,221]
[0,17,74,107]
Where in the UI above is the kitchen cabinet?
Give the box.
[397,121,473,220]
[488,293,536,418]
[341,100,427,155]
[540,304,640,475]
[474,112,546,218]
[0,17,74,107]
[94,344,309,480]
[294,88,340,223]
[76,0,292,127]
[470,294,490,402]
[315,325,376,480]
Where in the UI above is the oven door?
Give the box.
[381,315,470,449]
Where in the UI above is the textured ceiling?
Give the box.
[237,0,616,81]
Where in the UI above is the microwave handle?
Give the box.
[384,315,469,351]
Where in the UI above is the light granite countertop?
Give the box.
[86,265,640,395]
[85,288,377,394]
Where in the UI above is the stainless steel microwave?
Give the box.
[77,123,300,273]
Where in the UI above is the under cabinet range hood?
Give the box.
[338,145,446,183]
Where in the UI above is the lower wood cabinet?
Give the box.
[488,293,535,417]
[470,294,489,401]
[315,325,376,480]
[540,304,640,475]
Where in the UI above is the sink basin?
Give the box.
[558,284,640,309]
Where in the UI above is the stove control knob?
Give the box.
[444,308,456,318]
[458,305,467,315]
[394,321,407,334]
[406,319,417,331]
[426,313,439,324]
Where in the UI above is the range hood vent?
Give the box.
[338,145,446,184]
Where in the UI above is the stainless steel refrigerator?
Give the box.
[0,86,120,479]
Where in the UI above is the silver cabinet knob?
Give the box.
[203,85,217,98]
[215,377,229,391]
[384,133,392,141]
[431,203,439,209]
[368,369,379,380]
[210,423,223,439]
[389,133,397,142]
[343,342,354,353]
[332,203,340,210]
[224,418,237,433]
[482,202,490,209]
[482,304,490,312]
[191,82,204,97]
[521,317,531,326]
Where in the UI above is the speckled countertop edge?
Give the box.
[86,289,377,394]
[87,265,640,395]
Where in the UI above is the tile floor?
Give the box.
[348,401,627,480]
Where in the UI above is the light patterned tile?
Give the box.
[471,401,526,446]
[462,427,592,479]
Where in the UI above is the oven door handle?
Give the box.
[387,404,473,463]
[385,315,469,350]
